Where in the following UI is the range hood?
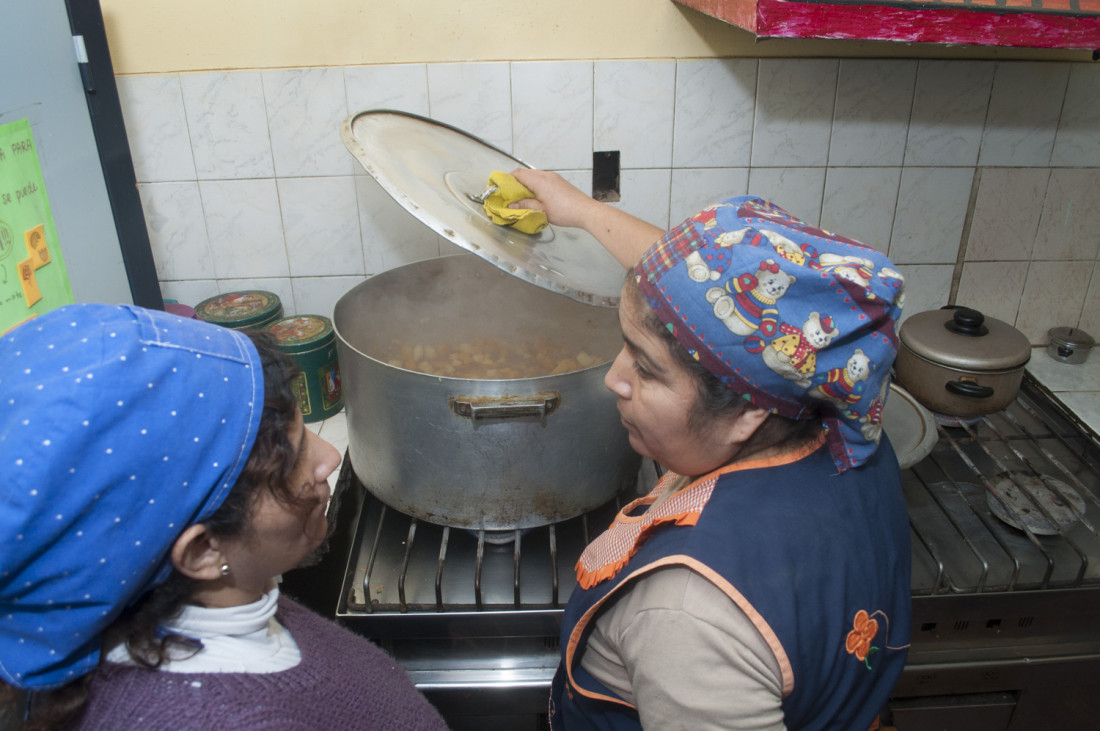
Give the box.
[674,0,1100,51]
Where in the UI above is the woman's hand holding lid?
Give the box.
[508,168,600,229]
[509,168,665,269]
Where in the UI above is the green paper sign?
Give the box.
[0,118,74,335]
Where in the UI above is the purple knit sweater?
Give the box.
[76,596,448,729]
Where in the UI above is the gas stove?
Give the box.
[283,375,1100,730]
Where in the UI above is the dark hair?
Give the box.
[11,330,307,731]
[115,330,309,666]
[626,276,822,460]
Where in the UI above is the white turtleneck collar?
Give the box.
[105,586,301,674]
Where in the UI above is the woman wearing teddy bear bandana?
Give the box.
[0,304,448,730]
[511,169,912,731]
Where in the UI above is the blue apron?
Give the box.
[551,438,910,730]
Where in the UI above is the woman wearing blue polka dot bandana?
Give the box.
[511,170,912,731]
[0,304,447,729]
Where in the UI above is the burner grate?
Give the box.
[344,479,650,618]
[906,378,1100,595]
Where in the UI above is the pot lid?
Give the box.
[899,306,1031,371]
[341,110,624,307]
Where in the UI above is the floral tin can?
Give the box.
[268,315,343,422]
[195,290,284,331]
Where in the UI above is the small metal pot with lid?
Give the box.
[1047,326,1094,365]
[894,306,1032,418]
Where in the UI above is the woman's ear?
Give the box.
[171,524,225,582]
[728,405,771,444]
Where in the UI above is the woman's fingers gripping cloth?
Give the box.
[482,170,548,235]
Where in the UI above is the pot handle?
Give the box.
[945,380,995,399]
[452,392,561,422]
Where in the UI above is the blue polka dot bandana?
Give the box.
[634,196,905,473]
[0,304,263,690]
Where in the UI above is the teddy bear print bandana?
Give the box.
[634,196,905,472]
[0,304,263,690]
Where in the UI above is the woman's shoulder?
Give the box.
[83,664,447,730]
[274,594,406,669]
[84,633,447,729]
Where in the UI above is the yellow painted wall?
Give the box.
[99,0,1089,75]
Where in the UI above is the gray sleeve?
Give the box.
[579,566,787,731]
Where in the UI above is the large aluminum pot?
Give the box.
[333,254,640,530]
[895,307,1031,418]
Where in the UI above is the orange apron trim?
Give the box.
[564,554,796,704]
[575,434,825,590]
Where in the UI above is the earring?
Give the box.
[220,563,230,577]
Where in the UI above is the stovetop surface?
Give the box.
[319,376,1100,639]
[334,463,657,628]
[906,378,1100,594]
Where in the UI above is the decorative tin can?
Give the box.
[195,290,283,331]
[268,315,343,422]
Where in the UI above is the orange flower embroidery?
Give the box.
[846,609,880,667]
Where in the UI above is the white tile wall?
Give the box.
[1034,168,1100,261]
[115,75,195,182]
[669,167,749,224]
[512,61,593,170]
[890,167,974,265]
[956,261,1029,327]
[979,63,1069,168]
[1016,260,1094,342]
[892,264,954,324]
[427,63,512,153]
[1084,261,1100,337]
[118,58,1100,342]
[137,182,212,280]
[181,72,274,180]
[751,59,838,168]
[904,60,993,167]
[745,167,825,225]
[1052,64,1100,167]
[278,176,363,277]
[829,59,916,168]
[262,68,353,178]
[821,167,902,252]
[198,178,288,279]
[595,60,677,169]
[344,64,430,119]
[616,168,672,229]
[965,168,1050,262]
[672,59,756,169]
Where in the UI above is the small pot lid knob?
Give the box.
[945,307,989,337]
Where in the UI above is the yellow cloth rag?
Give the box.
[482,170,548,235]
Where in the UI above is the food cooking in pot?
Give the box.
[382,336,605,379]
[509,167,912,731]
